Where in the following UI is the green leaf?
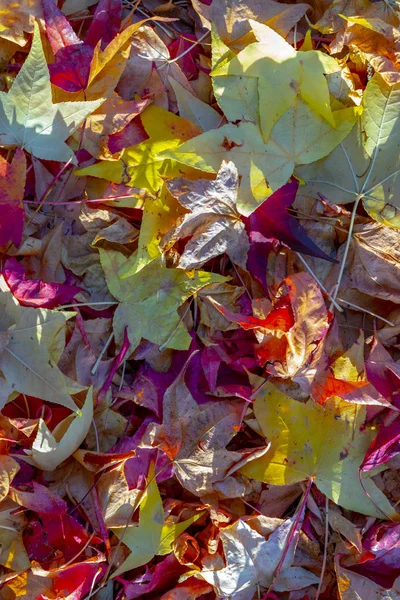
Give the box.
[239,382,398,518]
[169,78,221,132]
[0,289,82,411]
[0,22,103,162]
[111,462,203,577]
[161,102,360,215]
[76,104,202,193]
[212,20,337,140]
[296,74,400,219]
[99,248,228,351]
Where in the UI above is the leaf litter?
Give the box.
[1,0,400,599]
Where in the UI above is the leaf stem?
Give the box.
[330,197,360,309]
[266,478,313,594]
[91,332,114,375]
[315,496,329,600]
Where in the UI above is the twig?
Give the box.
[337,298,396,326]
[330,197,360,309]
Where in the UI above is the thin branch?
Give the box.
[337,298,396,326]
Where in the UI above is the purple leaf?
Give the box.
[244,180,336,291]
[348,522,400,588]
[3,258,82,308]
[360,419,400,472]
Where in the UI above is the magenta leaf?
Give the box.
[360,419,400,472]
[348,522,400,588]
[3,258,81,308]
[244,180,336,290]
[0,149,26,248]
[42,0,122,92]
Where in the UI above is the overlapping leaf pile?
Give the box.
[1,0,400,598]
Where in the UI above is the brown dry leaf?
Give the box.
[209,0,310,45]
[0,456,19,502]
[197,281,244,335]
[326,222,400,303]
[330,4,400,85]
[145,361,267,496]
[0,499,30,571]
[116,24,192,109]
[161,161,249,270]
[312,0,370,35]
[0,0,42,46]
[96,463,140,528]
[80,95,151,160]
[263,272,329,378]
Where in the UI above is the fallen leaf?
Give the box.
[297,73,400,216]
[111,462,204,577]
[197,517,318,598]
[209,0,309,44]
[146,360,268,495]
[28,387,94,470]
[0,288,82,410]
[0,22,103,161]
[2,257,81,308]
[161,161,250,269]
[244,180,336,290]
[76,104,202,192]
[99,248,227,351]
[162,103,360,215]
[239,382,399,517]
[0,149,26,247]
[212,20,337,139]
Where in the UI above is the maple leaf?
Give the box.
[111,462,204,577]
[76,104,202,193]
[44,0,155,101]
[161,161,250,269]
[209,0,309,44]
[197,517,318,598]
[212,20,337,140]
[27,387,93,470]
[43,0,122,93]
[240,382,398,518]
[99,248,228,351]
[0,289,82,411]
[146,360,268,496]
[0,22,103,161]
[0,0,42,46]
[297,73,400,216]
[161,103,360,215]
[0,149,26,248]
[244,179,336,290]
[3,258,81,308]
